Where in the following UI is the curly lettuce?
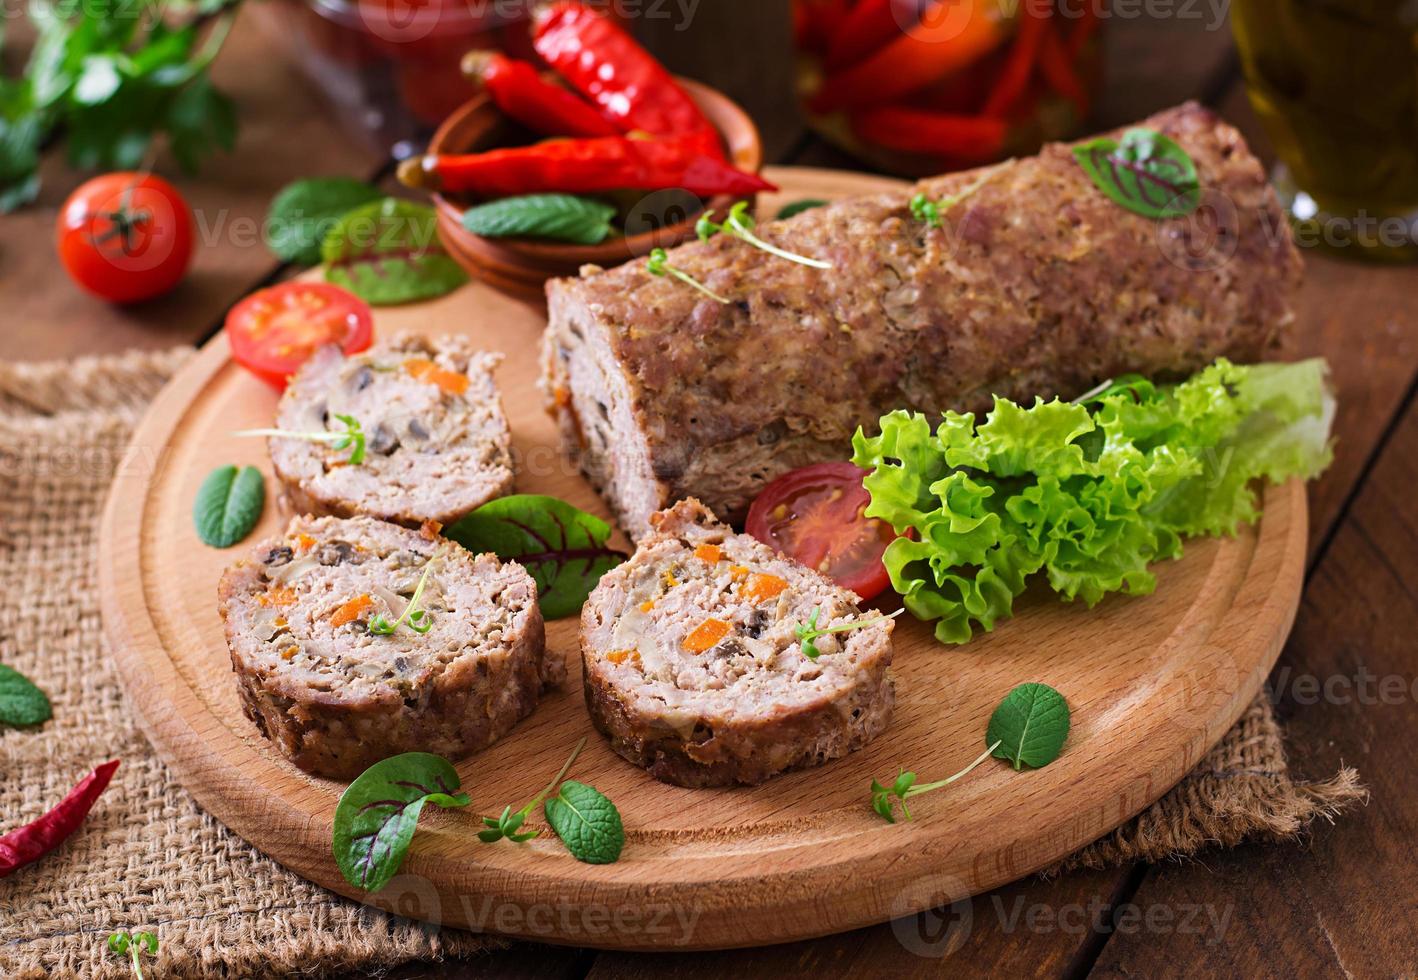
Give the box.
[851,359,1334,644]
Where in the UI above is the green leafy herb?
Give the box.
[908,163,1007,230]
[987,682,1070,769]
[368,556,436,636]
[332,752,470,893]
[1072,127,1200,219]
[265,177,383,264]
[322,198,468,305]
[775,198,828,220]
[0,664,52,728]
[443,494,627,619]
[909,192,940,228]
[544,780,624,864]
[192,464,265,548]
[697,201,832,269]
[852,358,1334,643]
[794,607,902,660]
[647,246,729,304]
[107,931,158,979]
[461,192,617,245]
[1,0,240,212]
[479,737,586,844]
[233,414,366,466]
[870,742,999,823]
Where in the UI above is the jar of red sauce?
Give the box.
[256,0,541,152]
[794,0,1104,177]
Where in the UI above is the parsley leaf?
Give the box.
[986,683,1071,770]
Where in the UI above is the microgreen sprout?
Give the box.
[697,201,832,269]
[794,607,903,660]
[107,931,158,979]
[234,413,366,465]
[909,193,941,228]
[870,741,1000,823]
[646,247,729,304]
[479,737,587,844]
[368,556,436,635]
[908,160,1013,230]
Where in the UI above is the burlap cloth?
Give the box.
[0,349,1366,977]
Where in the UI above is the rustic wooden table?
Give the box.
[5,5,1413,977]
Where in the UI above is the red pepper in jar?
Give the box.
[849,106,1008,160]
[1038,20,1089,117]
[981,0,1050,117]
[824,0,914,70]
[533,2,723,157]
[462,52,620,139]
[0,760,119,878]
[810,0,1008,113]
[398,135,776,198]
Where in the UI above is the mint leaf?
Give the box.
[442,494,626,619]
[987,683,1070,770]
[461,193,616,245]
[0,664,52,728]
[775,198,828,220]
[544,780,624,864]
[332,753,470,893]
[323,198,468,305]
[1072,127,1200,219]
[266,177,383,264]
[193,464,265,548]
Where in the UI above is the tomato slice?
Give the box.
[745,461,901,601]
[226,283,374,389]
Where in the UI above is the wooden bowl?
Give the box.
[426,78,764,302]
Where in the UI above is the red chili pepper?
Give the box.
[824,0,912,70]
[533,3,722,157]
[849,105,1008,159]
[0,760,119,878]
[463,52,620,139]
[810,0,1007,113]
[399,135,776,198]
[1066,0,1101,58]
[795,0,853,55]
[1038,21,1089,117]
[981,1,1050,118]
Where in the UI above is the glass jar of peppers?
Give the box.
[795,0,1104,176]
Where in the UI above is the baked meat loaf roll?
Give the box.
[271,332,514,527]
[580,498,896,787]
[218,515,559,779]
[542,103,1303,540]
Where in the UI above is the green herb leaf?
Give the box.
[1072,127,1200,219]
[793,606,901,660]
[480,737,586,845]
[442,494,627,619]
[868,742,998,823]
[331,752,470,893]
[852,358,1334,643]
[233,415,366,466]
[775,198,828,220]
[265,177,384,264]
[461,193,617,245]
[0,664,52,728]
[368,555,437,636]
[986,683,1070,769]
[544,780,624,864]
[647,246,729,304]
[322,198,468,305]
[193,464,265,548]
[108,930,158,978]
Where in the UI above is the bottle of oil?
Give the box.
[1232,0,1418,261]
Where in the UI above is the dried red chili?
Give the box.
[533,2,723,157]
[463,52,620,139]
[399,134,775,198]
[0,759,119,878]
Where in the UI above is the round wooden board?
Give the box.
[100,167,1307,951]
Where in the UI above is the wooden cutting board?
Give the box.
[99,167,1307,951]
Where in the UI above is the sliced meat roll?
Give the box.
[580,498,896,787]
[270,332,514,527]
[218,515,559,779]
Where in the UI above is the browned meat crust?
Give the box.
[541,103,1303,539]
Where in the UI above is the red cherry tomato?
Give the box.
[225,282,375,389]
[745,461,902,601]
[56,173,194,304]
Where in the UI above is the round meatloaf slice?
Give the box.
[580,498,896,787]
[218,515,560,779]
[269,332,515,527]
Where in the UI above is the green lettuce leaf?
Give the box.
[852,358,1334,644]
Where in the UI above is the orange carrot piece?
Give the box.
[330,594,373,628]
[694,543,724,564]
[267,586,298,607]
[743,573,790,604]
[405,358,470,396]
[683,618,732,653]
